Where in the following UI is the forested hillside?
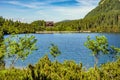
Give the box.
[85,0,120,18]
[55,0,120,32]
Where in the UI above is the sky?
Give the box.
[0,0,100,23]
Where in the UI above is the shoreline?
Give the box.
[35,31,120,34]
[35,31,91,34]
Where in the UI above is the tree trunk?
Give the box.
[94,55,98,67]
[94,54,100,80]
[10,57,19,68]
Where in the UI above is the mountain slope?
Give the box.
[85,0,120,18]
[55,0,120,32]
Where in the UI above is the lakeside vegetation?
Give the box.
[0,56,120,80]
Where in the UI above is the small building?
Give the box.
[45,21,54,27]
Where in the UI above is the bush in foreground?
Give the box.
[0,55,120,80]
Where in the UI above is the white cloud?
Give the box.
[76,0,99,6]
[4,0,71,9]
[5,1,45,9]
[43,0,70,3]
[36,5,95,22]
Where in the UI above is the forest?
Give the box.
[0,11,120,34]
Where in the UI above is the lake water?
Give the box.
[5,33,120,68]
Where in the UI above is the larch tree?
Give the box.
[4,34,37,68]
[84,36,109,65]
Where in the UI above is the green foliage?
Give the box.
[100,59,120,80]
[0,31,3,42]
[0,44,5,70]
[84,36,109,65]
[0,55,120,80]
[31,20,45,27]
[0,68,27,80]
[4,34,37,68]
[110,46,120,58]
[0,31,5,69]
[31,20,46,31]
[25,55,83,80]
[0,16,46,34]
[49,44,61,60]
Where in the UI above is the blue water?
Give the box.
[4,33,120,68]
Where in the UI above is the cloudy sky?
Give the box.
[0,0,100,23]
